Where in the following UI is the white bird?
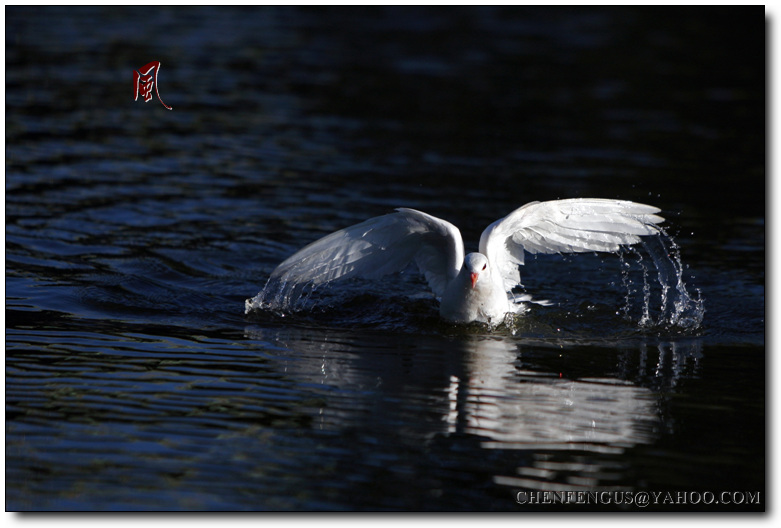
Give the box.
[249,199,664,325]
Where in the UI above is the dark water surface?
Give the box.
[6,7,765,511]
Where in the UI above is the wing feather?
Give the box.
[268,208,464,298]
[479,198,664,292]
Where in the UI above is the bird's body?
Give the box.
[247,199,664,325]
[439,252,509,323]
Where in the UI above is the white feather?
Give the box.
[479,198,663,292]
[269,208,463,297]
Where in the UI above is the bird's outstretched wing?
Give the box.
[269,208,464,297]
[479,198,664,292]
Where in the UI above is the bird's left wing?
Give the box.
[268,208,464,298]
[479,198,664,292]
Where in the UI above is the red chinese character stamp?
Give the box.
[133,61,172,110]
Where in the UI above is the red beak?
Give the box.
[470,272,479,288]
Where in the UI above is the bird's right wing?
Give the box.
[267,208,464,298]
[479,198,664,292]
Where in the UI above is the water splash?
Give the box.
[245,278,322,315]
[619,229,705,331]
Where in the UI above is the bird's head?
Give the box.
[464,252,490,288]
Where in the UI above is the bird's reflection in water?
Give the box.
[445,336,659,447]
[245,325,702,492]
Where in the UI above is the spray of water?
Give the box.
[619,228,704,331]
[245,278,321,315]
